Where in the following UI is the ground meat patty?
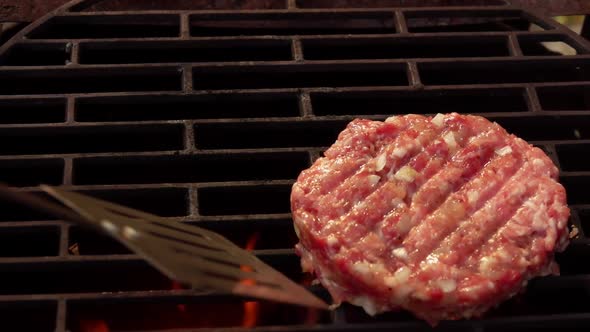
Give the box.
[291,113,570,324]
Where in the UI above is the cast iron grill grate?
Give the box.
[0,0,590,331]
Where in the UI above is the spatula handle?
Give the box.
[0,183,87,224]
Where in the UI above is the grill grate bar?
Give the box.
[180,13,191,39]
[183,120,197,152]
[4,53,590,67]
[299,92,314,117]
[507,33,523,56]
[55,300,66,332]
[12,30,570,45]
[9,180,295,192]
[0,83,588,100]
[62,7,524,16]
[65,97,75,123]
[394,11,408,33]
[62,157,73,185]
[182,64,194,93]
[524,85,542,112]
[7,112,590,157]
[291,38,304,61]
[58,224,70,256]
[0,245,580,297]
[68,42,79,65]
[0,246,295,261]
[407,61,421,86]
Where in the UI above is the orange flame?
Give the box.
[241,232,261,327]
[80,319,109,332]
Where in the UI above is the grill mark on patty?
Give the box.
[466,154,562,266]
[465,177,559,274]
[501,194,563,271]
[378,124,478,246]
[324,125,369,159]
[300,157,368,197]
[463,184,542,276]
[430,162,532,278]
[482,195,548,270]
[392,128,500,247]
[292,119,410,225]
[428,154,526,267]
[400,115,486,202]
[377,117,496,246]
[315,117,429,225]
[405,127,499,228]
[402,129,509,264]
[324,119,384,159]
[332,120,446,242]
[339,142,454,246]
[303,119,402,197]
[312,117,413,201]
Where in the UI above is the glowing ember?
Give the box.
[242,301,258,327]
[245,232,260,251]
[241,232,261,327]
[80,319,109,332]
[171,281,187,312]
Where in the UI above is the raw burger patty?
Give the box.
[291,113,570,324]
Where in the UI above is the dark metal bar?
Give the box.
[182,64,193,92]
[291,38,304,61]
[58,223,70,256]
[59,6,520,16]
[65,96,75,122]
[299,92,313,117]
[0,183,86,224]
[525,85,542,111]
[15,30,568,45]
[2,55,590,73]
[184,120,196,152]
[407,61,421,87]
[394,11,408,33]
[541,143,561,169]
[55,299,67,332]
[62,157,73,185]
[0,82,587,103]
[188,186,200,217]
[508,33,523,56]
[68,42,79,64]
[180,13,190,39]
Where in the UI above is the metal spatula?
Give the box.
[0,184,328,310]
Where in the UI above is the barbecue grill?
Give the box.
[1,0,590,331]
